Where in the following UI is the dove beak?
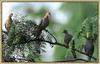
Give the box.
[86,32,90,38]
[43,12,51,19]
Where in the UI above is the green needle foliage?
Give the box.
[2,16,54,62]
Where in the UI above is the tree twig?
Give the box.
[44,29,58,43]
[73,48,97,60]
[3,29,97,61]
[71,40,77,59]
[29,38,97,61]
[29,39,68,48]
[54,58,89,62]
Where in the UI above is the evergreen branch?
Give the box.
[29,38,97,61]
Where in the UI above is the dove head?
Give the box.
[86,32,93,39]
[9,13,13,17]
[43,12,51,19]
[63,30,68,34]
